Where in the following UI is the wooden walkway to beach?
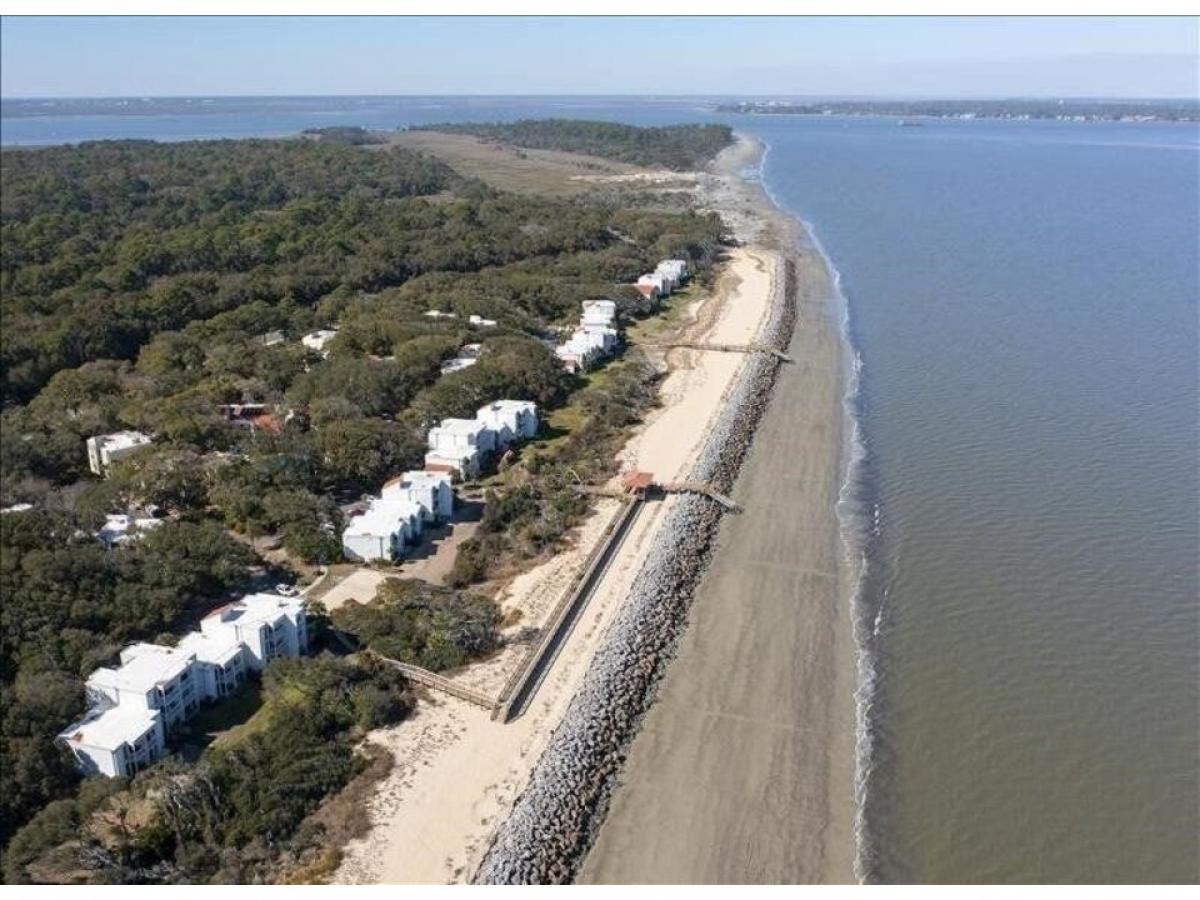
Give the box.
[372,653,497,710]
[492,497,645,722]
[352,497,649,720]
[649,340,793,363]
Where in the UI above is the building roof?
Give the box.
[433,417,490,437]
[478,399,536,416]
[440,357,478,374]
[622,470,655,492]
[384,469,452,491]
[93,430,151,451]
[344,495,426,537]
[59,704,160,751]
[202,592,305,630]
[176,630,244,666]
[89,644,194,694]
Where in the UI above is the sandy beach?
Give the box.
[332,138,784,884]
[578,145,856,884]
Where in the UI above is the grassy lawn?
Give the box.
[176,680,265,754]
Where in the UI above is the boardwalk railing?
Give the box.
[648,340,793,363]
[492,497,645,722]
[370,652,497,710]
[353,497,648,719]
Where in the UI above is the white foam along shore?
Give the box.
[332,137,786,885]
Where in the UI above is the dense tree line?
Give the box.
[0,128,727,872]
[412,119,735,170]
[332,577,502,672]
[0,511,257,848]
[3,655,413,884]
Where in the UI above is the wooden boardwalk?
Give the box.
[649,340,793,363]
[492,497,645,722]
[357,498,648,720]
[372,653,497,710]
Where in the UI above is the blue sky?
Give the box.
[2,16,1196,98]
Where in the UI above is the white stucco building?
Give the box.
[342,469,456,562]
[636,273,668,299]
[425,417,495,477]
[175,631,248,701]
[342,494,426,562]
[655,258,689,288]
[382,470,454,522]
[580,299,617,328]
[59,593,308,778]
[199,593,308,672]
[58,704,166,779]
[86,431,152,476]
[475,400,538,449]
[555,328,609,373]
[87,643,201,731]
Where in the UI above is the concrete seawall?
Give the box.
[473,258,797,884]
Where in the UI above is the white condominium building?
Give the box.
[342,470,454,563]
[475,400,539,449]
[199,593,308,671]
[59,593,307,778]
[424,417,494,477]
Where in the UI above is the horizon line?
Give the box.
[4,92,1198,102]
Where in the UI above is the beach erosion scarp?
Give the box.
[474,155,803,882]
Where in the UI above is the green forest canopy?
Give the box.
[0,126,728,871]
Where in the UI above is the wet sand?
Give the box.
[579,154,856,884]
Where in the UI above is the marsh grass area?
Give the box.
[388,131,637,197]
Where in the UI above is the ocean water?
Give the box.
[3,99,1196,884]
[755,115,1200,884]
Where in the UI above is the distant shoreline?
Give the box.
[715,98,1200,124]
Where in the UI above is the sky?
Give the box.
[2,16,1197,99]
